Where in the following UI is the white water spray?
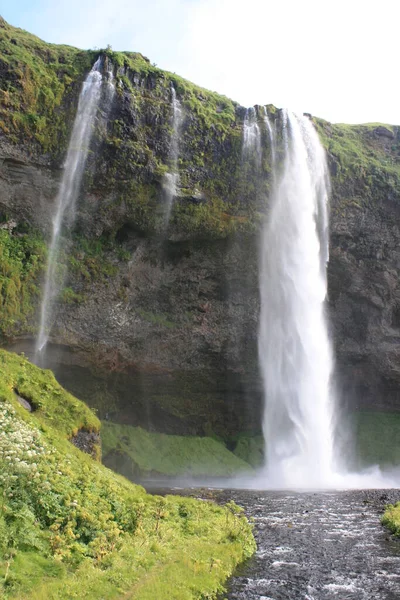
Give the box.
[243,107,262,168]
[35,59,103,356]
[259,110,335,488]
[163,86,183,226]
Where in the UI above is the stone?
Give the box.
[373,126,394,140]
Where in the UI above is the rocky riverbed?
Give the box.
[213,489,400,599]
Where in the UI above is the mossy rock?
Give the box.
[101,421,254,479]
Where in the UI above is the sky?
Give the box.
[2,0,400,124]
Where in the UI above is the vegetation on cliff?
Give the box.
[315,119,400,213]
[0,349,255,599]
[0,16,94,154]
[0,228,46,337]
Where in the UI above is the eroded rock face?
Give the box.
[329,181,400,412]
[71,429,101,459]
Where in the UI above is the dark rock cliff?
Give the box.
[1,18,400,438]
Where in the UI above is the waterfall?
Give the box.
[261,107,276,171]
[105,58,116,104]
[35,59,104,357]
[163,86,183,226]
[243,107,262,168]
[258,110,335,488]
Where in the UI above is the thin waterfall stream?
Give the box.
[243,107,262,167]
[35,59,108,359]
[163,85,183,226]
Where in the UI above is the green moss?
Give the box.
[355,410,400,466]
[68,235,118,282]
[315,118,400,209]
[0,349,100,439]
[0,17,94,153]
[104,46,238,136]
[101,422,254,478]
[173,198,238,239]
[232,434,264,468]
[138,309,176,329]
[382,503,400,536]
[0,229,46,336]
[59,287,85,304]
[0,350,255,599]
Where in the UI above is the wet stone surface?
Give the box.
[215,489,400,600]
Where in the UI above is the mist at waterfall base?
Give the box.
[35,58,113,361]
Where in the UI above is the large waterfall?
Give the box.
[35,59,104,356]
[163,86,183,226]
[258,110,335,488]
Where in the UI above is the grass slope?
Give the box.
[0,350,255,599]
[101,422,254,479]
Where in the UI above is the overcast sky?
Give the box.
[2,0,400,124]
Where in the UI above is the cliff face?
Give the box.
[325,123,400,412]
[1,18,400,437]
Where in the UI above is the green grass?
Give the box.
[382,503,400,536]
[101,422,254,478]
[0,350,255,599]
[0,349,100,443]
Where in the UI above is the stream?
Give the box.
[213,489,400,600]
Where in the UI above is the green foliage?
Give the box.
[173,198,238,239]
[382,503,400,536]
[68,235,118,282]
[0,351,255,598]
[59,287,85,304]
[0,18,94,152]
[0,229,46,336]
[101,422,254,478]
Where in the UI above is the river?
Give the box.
[214,489,400,599]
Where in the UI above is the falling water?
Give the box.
[105,58,116,104]
[258,110,335,488]
[261,106,276,170]
[243,107,262,168]
[35,59,103,357]
[163,86,183,226]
